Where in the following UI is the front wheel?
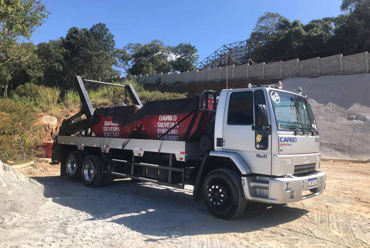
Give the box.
[81,155,104,187]
[203,168,247,219]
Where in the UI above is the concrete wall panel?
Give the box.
[168,73,178,84]
[248,63,264,78]
[265,61,281,78]
[343,52,367,74]
[161,73,169,84]
[188,70,197,83]
[219,66,233,81]
[177,72,187,83]
[146,74,155,84]
[234,64,248,79]
[299,57,319,76]
[198,69,208,82]
[320,54,342,75]
[282,59,298,78]
[209,68,220,81]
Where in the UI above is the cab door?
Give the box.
[222,90,271,175]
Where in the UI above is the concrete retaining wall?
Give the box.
[343,52,368,74]
[137,52,370,85]
[298,57,319,76]
[209,68,220,81]
[320,54,342,75]
[265,61,282,78]
[249,63,264,78]
[282,59,299,78]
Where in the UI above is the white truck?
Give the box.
[52,76,326,219]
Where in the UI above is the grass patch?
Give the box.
[0,98,43,162]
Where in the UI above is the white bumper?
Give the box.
[242,172,326,204]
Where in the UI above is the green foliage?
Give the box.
[0,98,42,161]
[0,0,48,41]
[250,1,370,62]
[170,43,198,72]
[118,40,199,76]
[13,83,60,112]
[0,0,48,97]
[63,91,80,108]
[37,40,66,87]
[138,90,187,104]
[121,40,172,76]
[62,23,118,86]
[86,80,184,106]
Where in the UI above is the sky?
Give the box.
[31,0,343,64]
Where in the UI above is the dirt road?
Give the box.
[0,160,369,248]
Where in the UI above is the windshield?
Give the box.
[269,90,317,132]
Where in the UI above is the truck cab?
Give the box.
[211,85,326,205]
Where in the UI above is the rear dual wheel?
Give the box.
[66,151,83,179]
[82,155,105,187]
[203,168,247,220]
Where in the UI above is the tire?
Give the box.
[203,168,247,219]
[81,155,104,187]
[65,151,84,179]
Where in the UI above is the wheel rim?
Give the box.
[206,178,233,213]
[67,156,77,175]
[83,161,94,183]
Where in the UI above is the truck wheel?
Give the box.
[81,155,104,187]
[66,151,83,179]
[203,168,247,219]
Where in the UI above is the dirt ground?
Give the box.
[0,160,369,248]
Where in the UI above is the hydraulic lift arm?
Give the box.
[58,76,142,136]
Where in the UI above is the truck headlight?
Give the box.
[281,158,292,165]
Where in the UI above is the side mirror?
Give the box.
[256,104,268,128]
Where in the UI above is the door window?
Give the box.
[227,92,253,125]
[254,90,268,150]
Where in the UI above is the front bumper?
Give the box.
[242,171,326,204]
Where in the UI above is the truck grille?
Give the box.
[294,163,316,175]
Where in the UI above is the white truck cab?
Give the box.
[212,85,326,204]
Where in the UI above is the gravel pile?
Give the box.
[0,160,45,217]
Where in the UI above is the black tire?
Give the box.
[203,168,247,219]
[65,151,84,179]
[81,155,104,187]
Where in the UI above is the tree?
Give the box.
[1,42,41,97]
[0,0,48,66]
[121,40,172,76]
[61,23,118,88]
[37,40,66,87]
[116,48,132,75]
[86,23,117,80]
[335,0,370,54]
[0,0,48,96]
[248,1,370,63]
[170,43,198,72]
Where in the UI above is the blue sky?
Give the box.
[31,0,343,63]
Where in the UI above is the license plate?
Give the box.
[308,178,318,187]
